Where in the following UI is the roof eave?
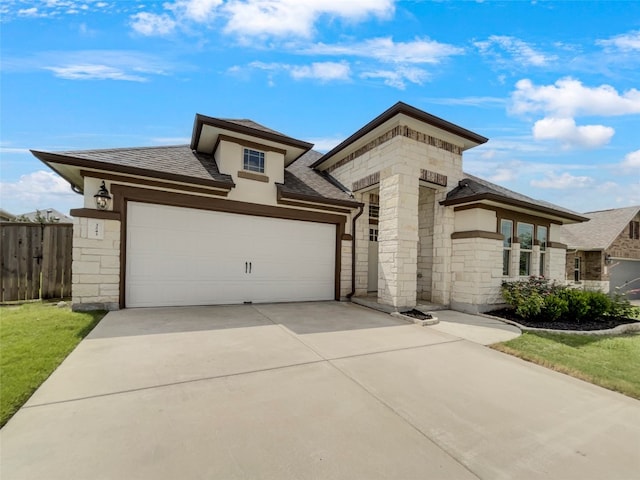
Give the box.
[311,101,488,169]
[31,150,235,191]
[191,113,313,152]
[440,193,589,223]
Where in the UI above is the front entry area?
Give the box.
[125,202,336,307]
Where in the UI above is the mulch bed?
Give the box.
[488,308,639,331]
[400,309,433,321]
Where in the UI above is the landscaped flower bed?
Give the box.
[489,277,639,331]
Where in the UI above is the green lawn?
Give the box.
[0,303,106,428]
[493,332,640,399]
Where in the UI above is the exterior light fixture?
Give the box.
[94,181,111,210]
[605,253,613,265]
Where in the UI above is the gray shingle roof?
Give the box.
[222,119,288,137]
[444,173,586,222]
[54,145,233,184]
[559,205,640,250]
[282,150,354,202]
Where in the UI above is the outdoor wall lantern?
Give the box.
[94,181,111,210]
[605,253,613,265]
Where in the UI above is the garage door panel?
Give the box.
[126,202,336,307]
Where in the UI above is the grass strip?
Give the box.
[0,303,106,428]
[492,331,640,399]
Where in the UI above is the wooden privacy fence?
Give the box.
[0,223,73,302]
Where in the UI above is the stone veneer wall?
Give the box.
[608,212,640,260]
[450,237,503,313]
[340,239,353,299]
[72,217,120,311]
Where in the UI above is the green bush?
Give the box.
[501,277,633,323]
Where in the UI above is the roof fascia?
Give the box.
[441,194,589,223]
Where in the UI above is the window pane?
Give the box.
[503,250,510,276]
[539,252,545,276]
[243,149,265,173]
[519,251,531,276]
[517,223,533,250]
[501,219,513,248]
[537,226,547,251]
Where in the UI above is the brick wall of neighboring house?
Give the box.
[566,250,604,282]
[607,212,640,260]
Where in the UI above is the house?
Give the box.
[0,209,15,222]
[559,206,640,299]
[32,102,587,312]
[17,208,74,224]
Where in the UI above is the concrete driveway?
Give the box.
[2,302,639,479]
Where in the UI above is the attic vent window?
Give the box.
[243,148,265,174]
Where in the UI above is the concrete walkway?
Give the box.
[1,302,639,479]
[428,309,521,345]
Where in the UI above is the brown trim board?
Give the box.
[70,208,121,220]
[80,170,231,197]
[451,230,503,241]
[237,170,269,183]
[112,185,348,308]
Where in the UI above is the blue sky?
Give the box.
[1,0,639,216]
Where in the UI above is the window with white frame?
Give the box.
[574,257,581,282]
[517,222,534,276]
[243,148,265,173]
[501,219,513,276]
[369,227,378,242]
[368,204,379,221]
[537,225,547,277]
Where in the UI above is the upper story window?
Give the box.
[537,226,548,276]
[369,204,379,221]
[574,257,581,282]
[501,219,513,276]
[630,221,640,240]
[243,148,265,174]
[517,222,534,276]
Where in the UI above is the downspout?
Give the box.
[346,203,365,299]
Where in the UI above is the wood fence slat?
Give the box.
[0,223,72,302]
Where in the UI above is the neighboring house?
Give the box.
[32,102,587,312]
[0,209,15,222]
[559,206,640,299]
[17,208,74,224]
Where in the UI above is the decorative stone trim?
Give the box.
[419,169,447,187]
[237,170,269,182]
[341,234,353,241]
[451,230,503,240]
[352,171,380,191]
[327,125,463,173]
[548,241,567,249]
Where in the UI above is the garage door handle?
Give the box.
[245,262,248,273]
[249,262,252,274]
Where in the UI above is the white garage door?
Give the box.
[126,202,336,307]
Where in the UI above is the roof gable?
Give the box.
[191,114,312,166]
[559,205,640,250]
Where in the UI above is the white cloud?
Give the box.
[290,61,350,81]
[597,30,640,51]
[245,60,350,83]
[18,7,40,17]
[530,172,595,190]
[532,117,614,149]
[130,12,177,36]
[44,64,148,81]
[166,0,222,22]
[223,0,394,38]
[361,66,428,89]
[620,149,640,171]
[307,136,344,152]
[0,171,81,214]
[511,77,640,117]
[475,35,554,67]
[305,36,462,64]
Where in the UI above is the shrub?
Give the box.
[501,278,634,323]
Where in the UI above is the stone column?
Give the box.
[377,164,419,309]
[430,189,455,305]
